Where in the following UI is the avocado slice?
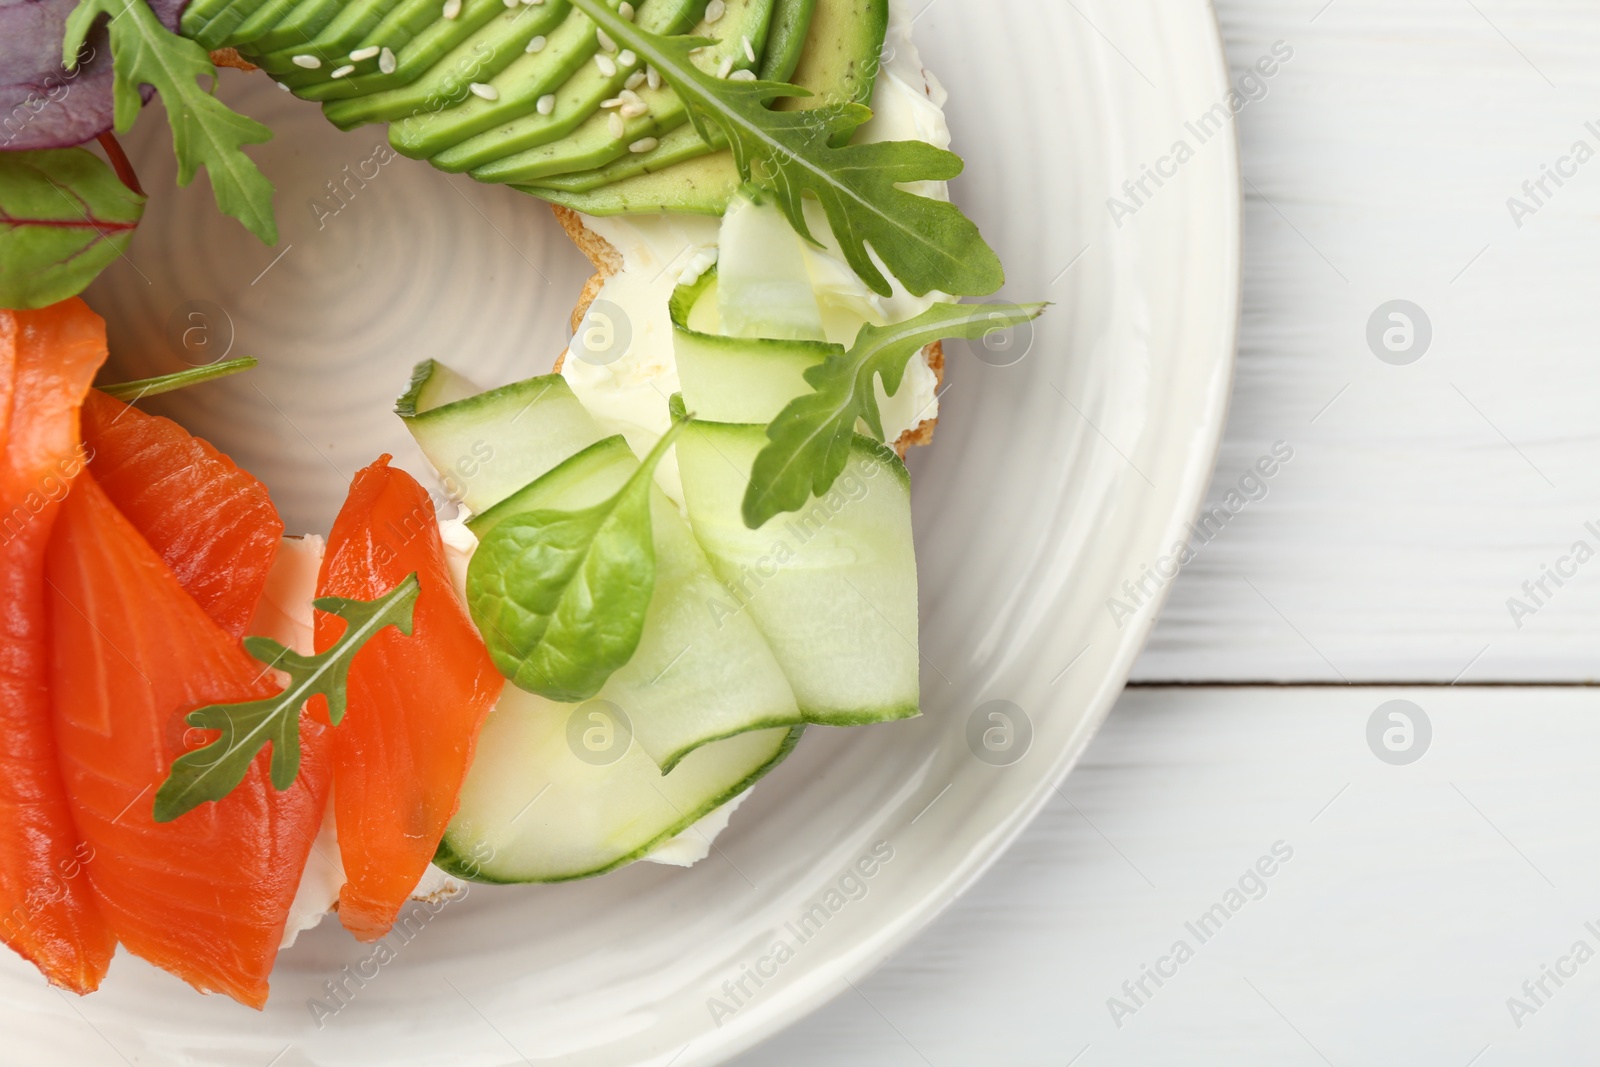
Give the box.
[530,121,717,193]
[206,0,881,219]
[270,0,542,105]
[524,148,742,215]
[192,0,297,49]
[759,0,815,83]
[524,0,885,216]
[310,0,574,128]
[465,0,776,184]
[404,0,705,165]
[244,0,356,53]
[227,0,317,51]
[246,0,432,85]
[184,0,282,49]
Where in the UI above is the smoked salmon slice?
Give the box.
[317,456,501,941]
[47,472,329,1008]
[0,299,114,994]
[81,390,283,639]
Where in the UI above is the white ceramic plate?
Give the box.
[11,0,1238,1061]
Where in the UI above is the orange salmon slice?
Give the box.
[47,471,329,1008]
[0,299,114,994]
[317,456,501,941]
[81,390,283,639]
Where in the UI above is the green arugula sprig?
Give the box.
[98,356,257,401]
[467,424,684,703]
[62,0,277,243]
[153,574,419,823]
[567,0,1002,300]
[0,148,146,310]
[743,301,1046,529]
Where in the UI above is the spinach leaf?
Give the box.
[0,148,145,309]
[467,422,685,703]
[743,301,1046,529]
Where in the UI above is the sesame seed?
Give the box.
[618,1,634,18]
[596,28,617,52]
[619,88,643,106]
[608,112,625,138]
[601,96,623,108]
[350,46,380,60]
[625,70,646,89]
[276,81,291,91]
[537,93,556,115]
[629,137,658,153]
[469,82,499,100]
[442,0,461,18]
[620,101,648,118]
[525,34,546,52]
[331,64,355,78]
[729,68,756,81]
[503,0,517,7]
[618,48,636,67]
[705,0,724,22]
[742,35,754,63]
[646,66,661,89]
[292,54,320,68]
[594,53,617,76]
[716,56,733,79]
[379,47,396,73]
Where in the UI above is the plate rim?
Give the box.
[696,2,1244,1062]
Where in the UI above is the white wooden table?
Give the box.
[736,2,1600,1063]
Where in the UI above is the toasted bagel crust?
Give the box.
[210,48,257,71]
[547,204,942,457]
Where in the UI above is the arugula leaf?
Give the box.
[567,0,1002,300]
[153,574,419,823]
[743,301,1047,529]
[62,0,277,243]
[0,147,145,309]
[467,422,685,703]
[98,355,257,400]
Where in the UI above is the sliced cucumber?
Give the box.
[394,358,484,416]
[435,686,799,883]
[672,274,834,425]
[675,329,831,425]
[470,436,804,771]
[716,191,826,340]
[399,367,605,513]
[676,419,920,725]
